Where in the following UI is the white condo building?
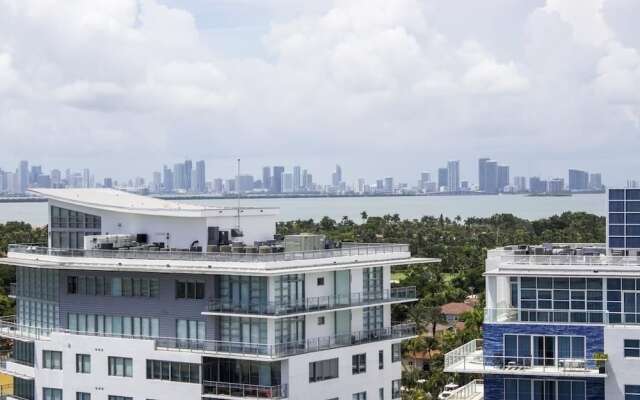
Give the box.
[0,189,437,400]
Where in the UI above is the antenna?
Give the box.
[236,158,241,230]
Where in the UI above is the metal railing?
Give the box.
[202,381,288,399]
[484,307,640,326]
[7,243,410,264]
[490,252,640,267]
[0,316,416,358]
[446,354,606,376]
[158,323,417,358]
[206,286,417,315]
[448,379,484,400]
[445,339,483,370]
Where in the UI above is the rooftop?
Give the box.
[30,188,278,217]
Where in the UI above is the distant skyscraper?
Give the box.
[529,177,547,194]
[283,173,293,193]
[237,175,254,193]
[384,177,394,193]
[513,176,527,192]
[357,178,366,194]
[332,165,342,188]
[213,178,223,193]
[293,166,301,192]
[589,173,603,190]
[184,160,193,191]
[103,178,113,188]
[195,160,206,193]
[262,167,272,191]
[447,160,460,192]
[82,168,91,188]
[301,169,309,191]
[437,168,448,191]
[173,163,186,190]
[162,165,174,192]
[497,165,510,193]
[568,169,589,191]
[272,166,284,194]
[484,160,498,193]
[548,178,565,193]
[19,160,28,193]
[478,158,490,192]
[30,165,42,185]
[51,169,62,187]
[420,172,431,192]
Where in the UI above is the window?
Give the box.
[76,354,91,373]
[318,316,325,325]
[505,379,585,400]
[378,350,384,369]
[627,385,640,400]
[392,343,401,362]
[175,280,205,299]
[353,392,367,400]
[68,313,159,338]
[363,267,383,300]
[43,388,62,400]
[352,353,366,374]
[625,340,640,357]
[176,319,206,341]
[275,316,304,344]
[379,388,384,400]
[108,357,133,377]
[317,277,325,286]
[392,380,401,399]
[43,351,62,369]
[76,393,91,400]
[108,397,133,400]
[67,276,78,294]
[363,306,383,331]
[146,360,200,383]
[309,358,339,382]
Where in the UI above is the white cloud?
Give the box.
[0,0,639,183]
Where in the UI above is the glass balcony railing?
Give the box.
[205,287,417,316]
[0,316,416,358]
[485,307,640,325]
[202,381,287,399]
[7,243,410,264]
[444,339,606,378]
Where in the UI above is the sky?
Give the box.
[0,0,639,185]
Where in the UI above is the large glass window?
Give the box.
[146,360,200,383]
[273,274,305,308]
[108,357,133,377]
[43,351,62,369]
[176,319,206,341]
[175,280,205,299]
[363,267,383,300]
[219,317,266,344]
[43,388,62,400]
[68,313,159,337]
[505,379,585,400]
[626,385,640,400]
[309,358,339,382]
[625,339,640,358]
[219,275,268,311]
[67,275,158,297]
[504,335,585,366]
[607,278,640,324]
[275,316,305,344]
[49,206,101,248]
[518,277,603,323]
[202,358,281,388]
[363,306,384,331]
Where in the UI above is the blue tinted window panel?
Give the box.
[610,237,626,248]
[627,214,640,224]
[628,226,640,236]
[610,213,625,224]
[628,202,640,212]
[610,189,625,200]
[610,225,625,236]
[627,189,640,200]
[627,237,640,248]
[610,201,625,212]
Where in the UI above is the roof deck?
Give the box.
[485,243,640,276]
[5,243,438,274]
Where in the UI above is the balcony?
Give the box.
[7,243,409,264]
[203,287,417,317]
[0,316,416,359]
[444,340,606,378]
[157,323,417,358]
[0,357,34,380]
[202,381,287,399]
[447,380,484,400]
[484,308,608,325]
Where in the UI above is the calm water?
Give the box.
[0,194,606,227]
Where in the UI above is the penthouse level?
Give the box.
[1,189,436,400]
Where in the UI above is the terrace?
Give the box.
[444,339,607,378]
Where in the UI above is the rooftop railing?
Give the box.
[491,253,640,267]
[205,286,417,316]
[485,307,640,325]
[7,243,410,264]
[0,316,416,358]
[202,381,288,399]
[447,379,484,400]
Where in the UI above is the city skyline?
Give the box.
[1,1,639,185]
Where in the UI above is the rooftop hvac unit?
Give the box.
[284,234,326,252]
